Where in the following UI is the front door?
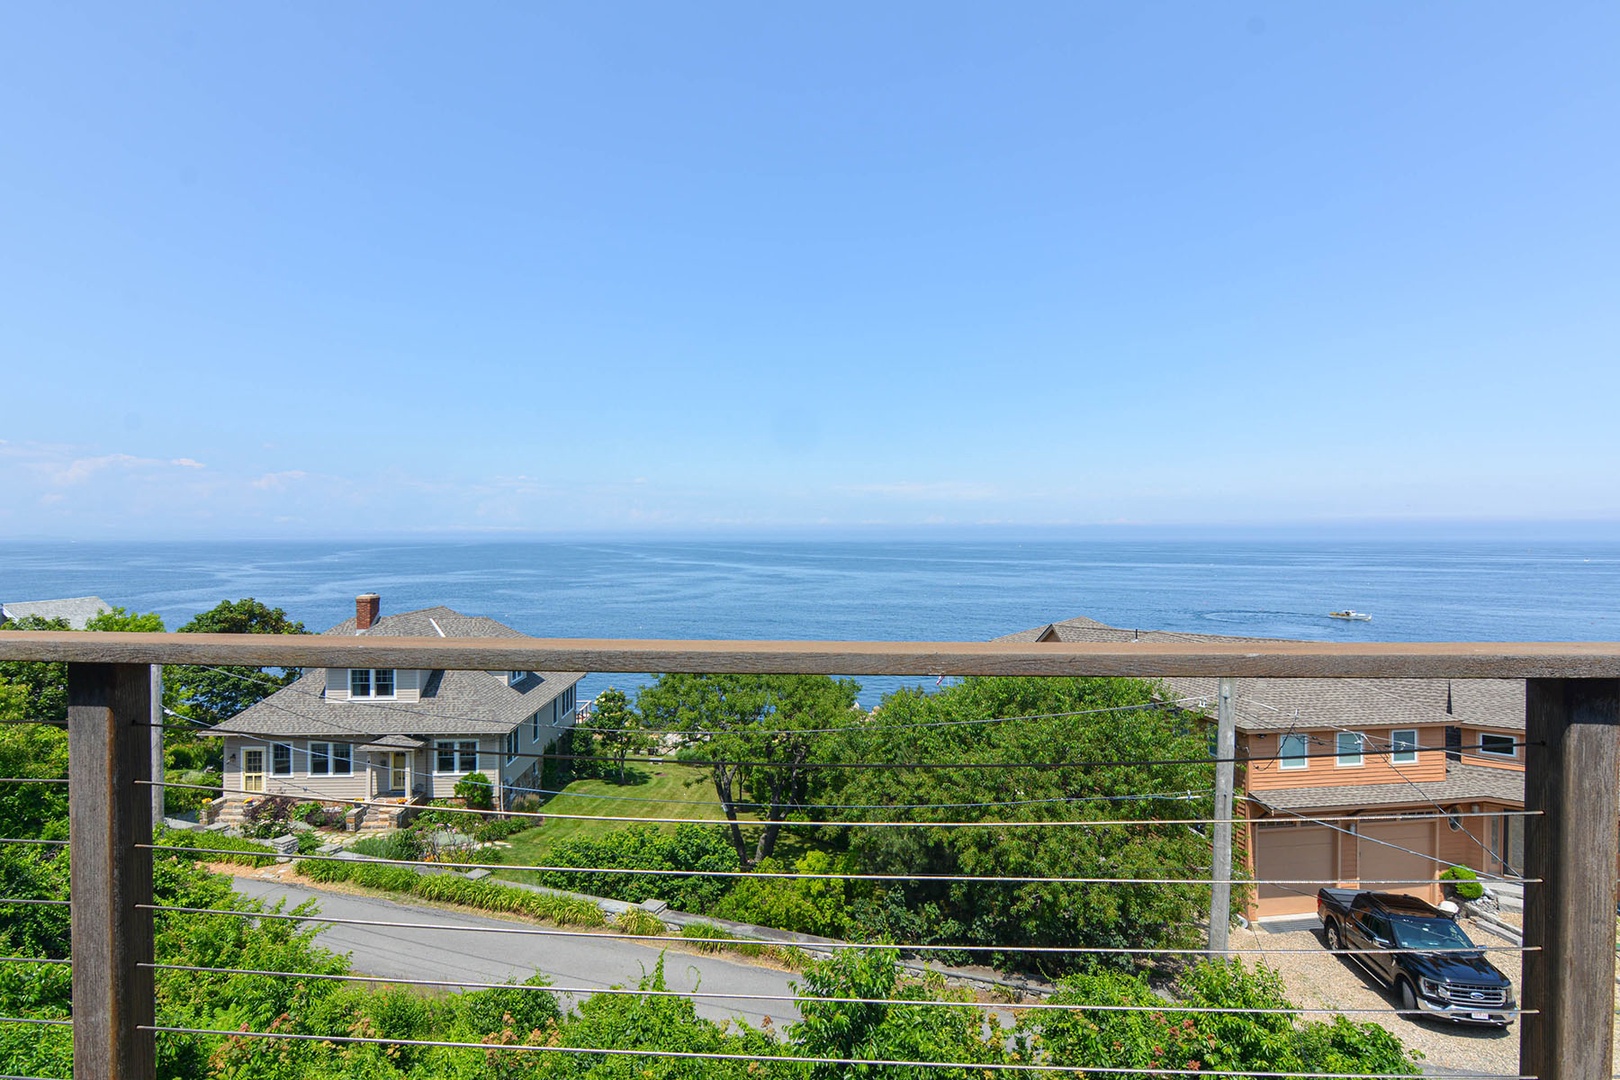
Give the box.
[243,748,265,793]
[390,752,409,794]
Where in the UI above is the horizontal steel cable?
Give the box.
[139,962,1533,1015]
[0,1018,70,1027]
[144,777,1535,829]
[138,904,1533,955]
[0,839,68,848]
[138,1024,1525,1078]
[0,779,68,785]
[152,844,1505,885]
[0,958,69,966]
[0,898,69,907]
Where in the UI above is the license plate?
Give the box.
[1471,1011,1490,1020]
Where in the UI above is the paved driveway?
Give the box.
[231,876,805,1029]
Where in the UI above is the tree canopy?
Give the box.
[168,598,308,726]
[639,673,859,866]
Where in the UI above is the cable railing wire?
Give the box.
[137,1024,1529,1079]
[138,962,1534,1015]
[138,904,1533,956]
[146,776,1534,832]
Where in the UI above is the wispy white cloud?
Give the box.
[837,481,1000,501]
[251,470,308,491]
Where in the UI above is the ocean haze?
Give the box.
[4,539,1617,707]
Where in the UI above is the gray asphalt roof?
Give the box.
[998,617,1525,733]
[1247,763,1524,812]
[209,605,584,740]
[1,596,112,630]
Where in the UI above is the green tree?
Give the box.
[0,615,72,726]
[639,673,859,866]
[829,676,1214,977]
[169,599,307,726]
[577,687,654,784]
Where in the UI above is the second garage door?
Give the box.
[1253,823,1337,917]
[1358,820,1439,904]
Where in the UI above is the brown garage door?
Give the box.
[1254,823,1337,917]
[1359,820,1439,903]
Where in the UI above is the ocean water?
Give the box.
[3,539,1618,706]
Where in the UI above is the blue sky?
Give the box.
[2,3,1617,538]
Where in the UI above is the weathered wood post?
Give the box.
[1521,678,1619,1080]
[68,663,156,1080]
[1209,676,1236,954]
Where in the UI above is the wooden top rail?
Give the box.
[2,631,1620,678]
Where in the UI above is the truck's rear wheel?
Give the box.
[1324,921,1342,951]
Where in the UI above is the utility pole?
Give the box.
[1209,676,1236,954]
[150,666,164,827]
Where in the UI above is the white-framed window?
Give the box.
[272,744,293,776]
[532,710,540,742]
[1479,733,1517,758]
[1390,729,1419,765]
[309,742,353,776]
[349,669,396,699]
[1278,733,1309,770]
[435,741,479,773]
[506,728,520,762]
[509,671,527,687]
[1336,731,1364,767]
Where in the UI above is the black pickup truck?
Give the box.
[1316,888,1514,1026]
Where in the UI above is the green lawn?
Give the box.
[496,764,724,870]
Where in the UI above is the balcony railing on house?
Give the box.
[0,631,1616,1080]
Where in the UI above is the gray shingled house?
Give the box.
[1002,616,1525,919]
[0,595,112,629]
[210,595,583,819]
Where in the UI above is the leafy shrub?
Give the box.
[711,851,850,936]
[679,921,764,959]
[1439,865,1486,901]
[538,823,740,912]
[463,973,560,1039]
[455,772,494,810]
[510,795,543,815]
[163,768,221,814]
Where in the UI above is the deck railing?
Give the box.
[0,631,1616,1080]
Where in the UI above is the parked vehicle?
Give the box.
[1317,888,1514,1026]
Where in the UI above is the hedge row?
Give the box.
[155,829,278,868]
[299,856,605,927]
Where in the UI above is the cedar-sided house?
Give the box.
[210,594,583,818]
[1002,617,1525,920]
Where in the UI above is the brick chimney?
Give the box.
[356,593,381,631]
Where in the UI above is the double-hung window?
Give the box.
[1278,734,1309,770]
[532,710,540,742]
[350,669,396,698]
[506,728,520,762]
[1335,731,1365,767]
[309,742,353,776]
[272,744,293,776]
[436,741,478,773]
[1389,729,1419,765]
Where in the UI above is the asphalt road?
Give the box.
[231,876,804,1029]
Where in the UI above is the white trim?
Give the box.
[1278,733,1309,771]
[1389,728,1419,765]
[1478,733,1518,758]
[1335,731,1364,768]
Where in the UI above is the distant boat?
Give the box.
[1329,610,1372,621]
